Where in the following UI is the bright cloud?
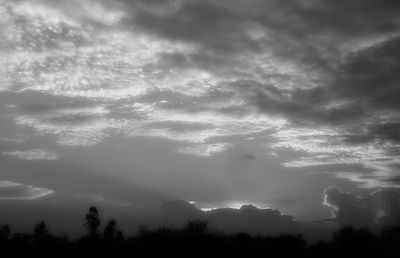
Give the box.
[0,180,54,200]
[177,143,230,157]
[3,149,59,160]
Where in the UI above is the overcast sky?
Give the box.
[1,0,400,236]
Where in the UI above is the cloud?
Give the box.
[0,136,25,143]
[76,194,132,208]
[1,0,284,152]
[0,180,54,200]
[160,199,204,223]
[160,199,300,235]
[245,36,400,187]
[323,187,377,228]
[14,114,114,147]
[370,189,400,226]
[10,101,115,146]
[0,0,400,186]
[176,143,230,157]
[323,187,400,228]
[2,149,58,160]
[241,154,256,160]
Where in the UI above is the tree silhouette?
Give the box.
[0,225,11,241]
[116,230,124,242]
[103,220,117,241]
[34,222,49,237]
[84,206,101,239]
[1,206,400,257]
[33,221,51,247]
[183,219,209,236]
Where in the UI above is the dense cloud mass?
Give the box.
[324,187,400,228]
[161,199,300,235]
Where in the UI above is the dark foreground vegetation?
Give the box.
[1,207,400,257]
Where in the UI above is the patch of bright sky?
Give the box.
[200,200,269,211]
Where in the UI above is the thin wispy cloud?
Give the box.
[0,180,54,200]
[0,136,25,143]
[177,143,231,157]
[3,149,59,161]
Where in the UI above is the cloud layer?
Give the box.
[0,0,399,188]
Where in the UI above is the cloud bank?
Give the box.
[161,199,300,235]
[160,187,400,235]
[324,187,400,228]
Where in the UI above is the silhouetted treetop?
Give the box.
[0,225,11,240]
[103,219,117,241]
[84,206,101,239]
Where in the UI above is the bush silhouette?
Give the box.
[183,219,209,236]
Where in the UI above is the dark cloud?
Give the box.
[333,36,400,110]
[160,200,203,224]
[231,36,400,128]
[117,0,400,75]
[324,187,376,228]
[13,100,109,126]
[236,80,367,126]
[46,114,97,125]
[146,121,215,133]
[120,0,400,41]
[324,187,400,228]
[120,0,400,130]
[17,101,96,114]
[241,154,255,160]
[370,189,400,226]
[342,122,400,146]
[161,199,300,235]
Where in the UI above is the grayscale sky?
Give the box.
[1,0,400,237]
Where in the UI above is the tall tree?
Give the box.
[84,207,101,239]
[33,221,51,244]
[103,219,117,241]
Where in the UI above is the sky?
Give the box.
[0,0,400,238]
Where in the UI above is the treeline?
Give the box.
[1,206,400,257]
